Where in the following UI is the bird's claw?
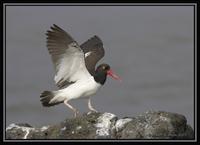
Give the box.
[73,110,80,118]
[88,109,98,114]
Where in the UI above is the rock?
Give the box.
[117,111,194,139]
[6,111,194,139]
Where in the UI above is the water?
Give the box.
[5,6,194,128]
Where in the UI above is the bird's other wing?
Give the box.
[46,24,91,88]
[80,35,105,76]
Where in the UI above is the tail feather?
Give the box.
[40,91,63,107]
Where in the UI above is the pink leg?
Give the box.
[64,100,79,117]
[88,98,98,112]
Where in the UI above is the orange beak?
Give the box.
[107,69,121,81]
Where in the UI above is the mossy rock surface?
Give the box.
[6,111,194,140]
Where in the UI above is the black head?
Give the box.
[96,64,111,73]
[94,63,121,85]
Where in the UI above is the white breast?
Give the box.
[57,76,101,101]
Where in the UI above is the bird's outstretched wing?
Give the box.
[80,35,105,76]
[46,24,91,88]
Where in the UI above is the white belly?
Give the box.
[57,77,101,101]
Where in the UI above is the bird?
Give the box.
[40,24,121,117]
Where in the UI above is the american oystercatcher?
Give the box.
[40,24,121,117]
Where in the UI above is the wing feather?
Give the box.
[80,35,105,76]
[46,24,91,88]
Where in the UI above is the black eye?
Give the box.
[105,66,110,70]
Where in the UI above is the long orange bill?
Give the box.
[107,69,121,81]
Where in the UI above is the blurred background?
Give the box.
[5,5,194,128]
